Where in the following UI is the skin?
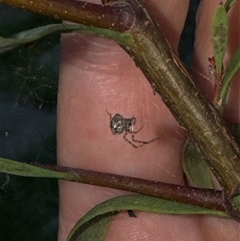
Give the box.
[57,0,240,240]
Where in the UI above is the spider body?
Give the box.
[110,114,136,134]
[107,111,158,148]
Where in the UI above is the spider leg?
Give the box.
[131,133,159,146]
[130,125,144,134]
[123,132,139,148]
[124,128,159,148]
[106,109,112,121]
[130,125,159,146]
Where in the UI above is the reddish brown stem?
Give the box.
[36,163,240,221]
[1,0,135,31]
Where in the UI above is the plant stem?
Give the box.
[0,0,134,32]
[121,0,240,200]
[38,164,227,214]
[2,0,240,214]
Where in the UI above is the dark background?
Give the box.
[0,4,60,241]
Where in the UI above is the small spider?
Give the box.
[106,111,159,148]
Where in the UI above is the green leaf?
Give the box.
[211,4,228,73]
[182,139,213,188]
[0,23,132,53]
[0,24,75,53]
[0,156,67,179]
[69,213,117,241]
[67,194,229,241]
[220,46,240,106]
[224,0,237,12]
[182,124,240,189]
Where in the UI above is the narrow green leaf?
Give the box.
[224,0,237,12]
[221,46,240,106]
[211,4,228,73]
[0,156,67,179]
[182,139,213,188]
[67,194,229,241]
[0,24,77,53]
[69,213,117,241]
[0,23,132,53]
[182,124,240,189]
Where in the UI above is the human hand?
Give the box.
[57,0,240,240]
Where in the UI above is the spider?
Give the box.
[107,111,159,148]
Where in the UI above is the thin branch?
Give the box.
[120,0,240,199]
[38,164,226,213]
[2,0,240,216]
[1,0,135,31]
